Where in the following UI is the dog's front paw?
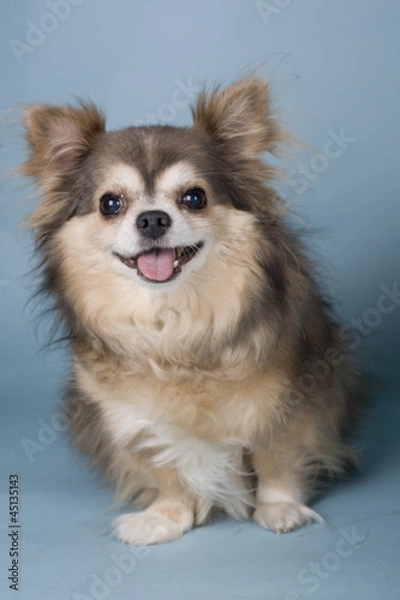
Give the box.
[113,512,183,545]
[113,501,194,545]
[253,501,324,534]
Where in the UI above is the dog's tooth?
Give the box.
[173,259,179,268]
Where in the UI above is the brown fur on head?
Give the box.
[23,78,281,238]
[193,77,281,161]
[21,77,360,545]
[22,101,105,240]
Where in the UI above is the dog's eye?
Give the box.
[181,188,207,210]
[99,193,124,217]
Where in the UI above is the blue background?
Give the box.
[0,1,399,599]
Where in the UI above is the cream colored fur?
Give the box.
[21,79,358,545]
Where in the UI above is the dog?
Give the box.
[20,77,360,545]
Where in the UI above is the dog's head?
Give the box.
[21,78,288,361]
[23,78,282,283]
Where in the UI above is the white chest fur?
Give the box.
[103,401,252,519]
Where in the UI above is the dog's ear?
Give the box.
[21,101,105,186]
[192,77,281,162]
[21,102,105,240]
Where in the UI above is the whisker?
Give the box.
[86,242,117,271]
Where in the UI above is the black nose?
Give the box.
[136,210,172,239]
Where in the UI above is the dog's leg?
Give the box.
[113,466,195,545]
[252,443,324,534]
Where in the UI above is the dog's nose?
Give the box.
[136,210,172,239]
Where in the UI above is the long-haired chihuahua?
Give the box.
[20,77,360,545]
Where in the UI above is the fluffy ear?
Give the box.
[192,77,281,162]
[21,101,105,186]
[21,101,105,240]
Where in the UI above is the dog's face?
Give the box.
[73,128,242,288]
[99,158,208,286]
[21,78,286,361]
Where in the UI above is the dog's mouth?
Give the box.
[114,242,204,283]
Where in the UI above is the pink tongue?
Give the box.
[137,248,175,282]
